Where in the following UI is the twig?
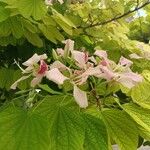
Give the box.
[80,0,150,29]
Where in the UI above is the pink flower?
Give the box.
[11,54,48,89]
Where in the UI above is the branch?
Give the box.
[82,0,150,29]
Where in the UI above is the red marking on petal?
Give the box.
[84,52,89,63]
[38,60,48,75]
[101,60,107,66]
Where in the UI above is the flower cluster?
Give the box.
[11,39,143,108]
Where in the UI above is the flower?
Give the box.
[11,54,48,89]
[84,50,143,88]
[11,41,143,108]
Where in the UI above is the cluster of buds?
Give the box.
[11,39,143,108]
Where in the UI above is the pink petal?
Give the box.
[62,39,74,52]
[46,68,68,85]
[73,85,88,108]
[82,67,101,77]
[23,54,47,66]
[72,51,87,68]
[50,61,68,70]
[98,65,116,80]
[117,72,143,88]
[56,48,64,56]
[31,75,43,87]
[94,50,108,59]
[10,75,30,90]
[119,56,133,67]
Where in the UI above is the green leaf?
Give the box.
[0,6,10,22]
[0,106,50,150]
[0,16,23,38]
[131,81,150,109]
[102,109,138,150]
[21,18,37,33]
[9,16,23,38]
[123,103,150,133]
[16,0,47,20]
[142,70,150,83]
[39,24,57,43]
[34,95,85,150]
[82,113,109,150]
[52,9,75,35]
[138,125,150,141]
[52,9,76,28]
[39,24,64,43]
[24,29,43,47]
[0,68,16,90]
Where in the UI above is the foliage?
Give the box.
[0,0,150,150]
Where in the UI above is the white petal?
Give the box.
[10,75,30,90]
[58,0,63,4]
[31,75,43,87]
[94,50,108,59]
[23,66,34,73]
[45,0,53,5]
[46,68,68,85]
[73,85,88,108]
[88,56,97,64]
[129,53,142,59]
[23,54,47,66]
